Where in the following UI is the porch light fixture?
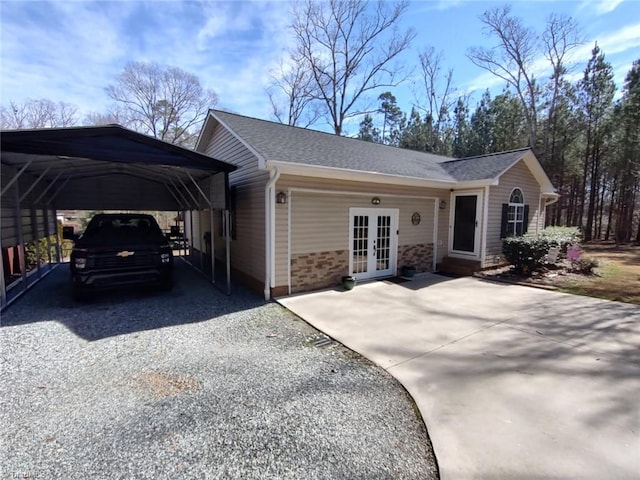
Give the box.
[439,200,447,210]
[371,197,381,205]
[276,191,287,204]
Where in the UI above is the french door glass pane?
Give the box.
[376,215,391,271]
[352,215,368,274]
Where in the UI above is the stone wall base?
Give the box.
[397,243,434,272]
[291,250,348,294]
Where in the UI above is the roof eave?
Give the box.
[267,160,458,189]
[453,179,500,189]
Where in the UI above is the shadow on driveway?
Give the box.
[1,261,265,341]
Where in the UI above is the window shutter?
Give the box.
[523,205,530,234]
[500,204,508,238]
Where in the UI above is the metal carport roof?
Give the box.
[0,124,237,310]
[0,124,236,211]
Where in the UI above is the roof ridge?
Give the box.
[445,147,531,163]
[210,109,454,161]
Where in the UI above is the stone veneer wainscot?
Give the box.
[397,244,434,273]
[291,250,349,293]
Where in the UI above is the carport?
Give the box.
[0,124,237,310]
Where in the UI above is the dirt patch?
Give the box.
[477,242,640,305]
[135,371,200,397]
[475,263,580,290]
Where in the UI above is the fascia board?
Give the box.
[453,179,499,189]
[267,160,459,189]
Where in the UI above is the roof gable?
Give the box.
[440,149,529,181]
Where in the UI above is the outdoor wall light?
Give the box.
[439,200,447,210]
[276,191,287,204]
[371,197,381,205]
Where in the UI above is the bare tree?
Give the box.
[291,0,415,135]
[0,99,78,129]
[83,110,126,127]
[105,61,218,146]
[467,5,539,149]
[413,47,456,153]
[267,52,324,128]
[541,13,581,156]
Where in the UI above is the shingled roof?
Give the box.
[208,110,532,183]
[440,149,532,181]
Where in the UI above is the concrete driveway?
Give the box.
[278,275,640,480]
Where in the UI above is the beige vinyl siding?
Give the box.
[202,123,268,284]
[274,174,447,287]
[486,160,542,263]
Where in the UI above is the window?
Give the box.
[501,188,529,238]
[507,188,525,236]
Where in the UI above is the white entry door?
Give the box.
[349,208,398,280]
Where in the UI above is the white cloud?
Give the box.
[0,0,295,120]
[0,1,133,113]
[581,0,626,14]
[570,22,640,59]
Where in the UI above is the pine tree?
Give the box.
[357,114,380,143]
[578,44,615,241]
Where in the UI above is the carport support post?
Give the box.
[31,207,41,279]
[43,208,53,266]
[209,207,215,283]
[198,209,204,271]
[54,209,62,264]
[14,178,27,293]
[0,238,7,308]
[225,209,231,295]
[189,209,195,265]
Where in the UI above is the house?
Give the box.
[193,110,558,300]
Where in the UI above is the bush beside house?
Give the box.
[502,226,583,274]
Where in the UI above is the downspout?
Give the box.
[542,194,560,230]
[264,167,280,301]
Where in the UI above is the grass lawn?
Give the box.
[558,242,640,305]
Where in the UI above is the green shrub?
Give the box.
[502,236,551,275]
[539,226,582,254]
[570,256,599,275]
[24,235,58,271]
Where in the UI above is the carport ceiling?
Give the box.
[1,124,236,211]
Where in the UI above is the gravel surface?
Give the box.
[0,262,438,479]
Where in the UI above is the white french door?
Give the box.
[349,208,398,280]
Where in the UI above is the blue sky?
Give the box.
[1,0,638,134]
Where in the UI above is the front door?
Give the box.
[451,192,482,257]
[349,208,398,280]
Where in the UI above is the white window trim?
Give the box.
[507,187,525,237]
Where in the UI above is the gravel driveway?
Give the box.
[0,262,437,480]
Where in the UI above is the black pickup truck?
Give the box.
[63,213,174,299]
